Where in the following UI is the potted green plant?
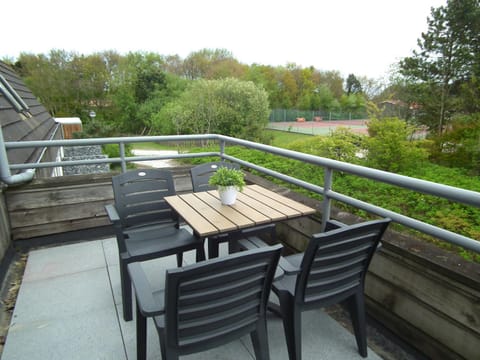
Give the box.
[208,166,246,205]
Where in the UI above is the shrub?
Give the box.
[366,117,428,172]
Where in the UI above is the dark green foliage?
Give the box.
[346,74,362,95]
[399,0,480,133]
[208,166,246,190]
[214,145,479,261]
[155,78,270,142]
[287,128,364,163]
[366,118,428,172]
[428,113,480,174]
[102,143,134,170]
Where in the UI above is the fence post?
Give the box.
[219,139,226,159]
[119,142,127,173]
[321,167,333,231]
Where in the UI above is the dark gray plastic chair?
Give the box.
[128,243,283,360]
[190,161,240,193]
[271,218,391,360]
[190,161,276,258]
[105,169,206,321]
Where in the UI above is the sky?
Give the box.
[2,0,447,79]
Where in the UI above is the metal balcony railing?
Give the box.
[2,134,480,253]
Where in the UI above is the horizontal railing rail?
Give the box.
[4,134,480,253]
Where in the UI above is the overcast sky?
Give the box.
[2,0,446,79]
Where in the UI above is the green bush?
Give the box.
[102,143,134,170]
[287,127,364,163]
[366,117,428,172]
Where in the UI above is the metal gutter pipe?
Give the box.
[0,124,35,186]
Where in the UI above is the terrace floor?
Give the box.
[1,235,388,360]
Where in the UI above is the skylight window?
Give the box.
[0,74,31,114]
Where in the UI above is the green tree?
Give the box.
[182,49,245,80]
[399,0,480,133]
[244,64,280,107]
[154,78,270,142]
[345,74,362,95]
[366,117,428,172]
[288,127,364,163]
[316,84,339,112]
[429,113,480,174]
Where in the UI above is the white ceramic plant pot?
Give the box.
[218,186,238,205]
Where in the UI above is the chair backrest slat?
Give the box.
[190,162,240,192]
[297,218,390,307]
[112,169,176,229]
[164,244,282,354]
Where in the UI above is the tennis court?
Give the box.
[267,119,369,136]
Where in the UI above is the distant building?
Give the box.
[379,100,409,119]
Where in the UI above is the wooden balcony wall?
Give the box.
[5,173,115,240]
[2,170,480,360]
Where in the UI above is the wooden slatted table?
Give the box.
[165,184,316,239]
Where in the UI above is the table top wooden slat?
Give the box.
[164,194,219,237]
[247,184,316,215]
[166,185,316,238]
[241,187,301,218]
[207,190,272,225]
[194,192,253,229]
[235,192,287,221]
[180,193,238,234]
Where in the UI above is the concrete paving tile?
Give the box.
[180,340,255,359]
[3,238,384,360]
[107,256,178,307]
[11,267,113,324]
[101,237,119,266]
[117,303,255,360]
[2,308,126,360]
[116,305,162,360]
[263,309,382,360]
[22,241,105,282]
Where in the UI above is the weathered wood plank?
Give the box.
[11,216,110,240]
[6,183,113,210]
[369,249,480,334]
[165,194,218,237]
[9,199,112,228]
[366,269,480,360]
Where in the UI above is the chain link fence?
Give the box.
[269,109,368,122]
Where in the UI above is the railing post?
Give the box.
[321,167,333,231]
[119,142,127,173]
[219,139,225,160]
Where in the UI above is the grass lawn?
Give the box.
[131,142,173,150]
[131,131,314,151]
[265,129,313,147]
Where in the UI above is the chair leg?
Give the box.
[228,238,240,254]
[136,303,147,360]
[176,252,183,267]
[120,257,133,321]
[250,319,270,360]
[279,293,302,360]
[196,244,206,262]
[157,328,179,360]
[270,226,276,243]
[208,238,220,258]
[347,292,368,358]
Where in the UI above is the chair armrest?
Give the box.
[278,257,301,275]
[127,262,165,317]
[105,204,120,223]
